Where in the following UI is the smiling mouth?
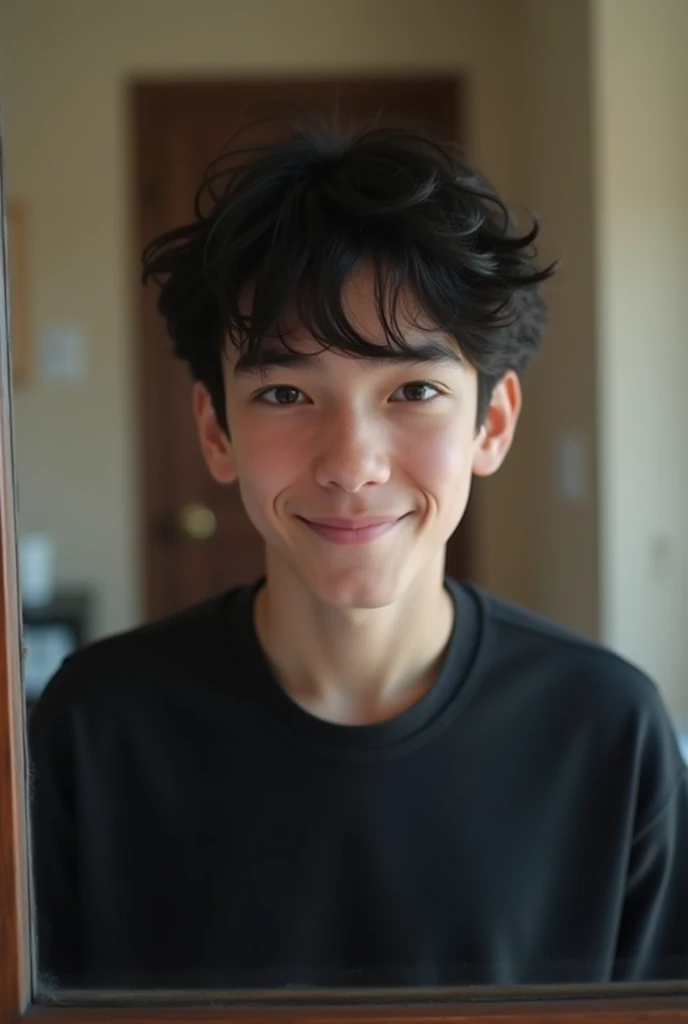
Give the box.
[296,514,410,546]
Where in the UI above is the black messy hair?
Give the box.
[141,117,556,431]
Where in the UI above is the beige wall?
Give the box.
[592,0,688,716]
[0,0,537,637]
[513,0,600,638]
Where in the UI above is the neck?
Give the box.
[253,553,455,725]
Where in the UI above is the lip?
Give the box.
[296,513,409,545]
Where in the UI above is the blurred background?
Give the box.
[0,0,686,751]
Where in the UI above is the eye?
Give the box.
[255,386,308,406]
[391,381,444,402]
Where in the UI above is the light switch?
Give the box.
[556,431,586,505]
[40,326,86,382]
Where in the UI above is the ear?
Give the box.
[472,371,522,478]
[191,382,238,485]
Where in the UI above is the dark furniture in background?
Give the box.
[22,590,91,709]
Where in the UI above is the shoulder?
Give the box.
[469,581,657,702]
[465,582,686,817]
[29,588,242,732]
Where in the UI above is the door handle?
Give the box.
[176,503,217,541]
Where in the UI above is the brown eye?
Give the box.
[393,381,441,402]
[259,386,304,405]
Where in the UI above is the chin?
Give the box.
[305,567,410,611]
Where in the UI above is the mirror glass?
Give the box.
[1,0,687,1001]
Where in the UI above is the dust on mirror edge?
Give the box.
[0,49,687,1012]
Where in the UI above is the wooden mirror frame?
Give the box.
[1,107,688,1024]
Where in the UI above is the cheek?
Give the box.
[403,418,475,492]
[232,421,300,501]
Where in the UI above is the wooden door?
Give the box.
[133,78,468,622]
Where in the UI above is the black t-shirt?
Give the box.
[29,578,688,990]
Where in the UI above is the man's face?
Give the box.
[194,267,520,609]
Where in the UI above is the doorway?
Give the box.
[132,77,468,621]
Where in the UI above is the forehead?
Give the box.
[228,264,466,372]
[228,338,465,377]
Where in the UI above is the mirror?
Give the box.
[1,0,687,1005]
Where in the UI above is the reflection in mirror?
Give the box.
[0,0,687,1002]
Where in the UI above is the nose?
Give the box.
[313,410,391,492]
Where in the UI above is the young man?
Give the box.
[30,122,688,991]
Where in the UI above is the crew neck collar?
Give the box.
[222,577,487,759]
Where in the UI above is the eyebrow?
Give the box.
[234,339,465,375]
